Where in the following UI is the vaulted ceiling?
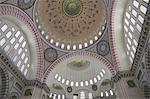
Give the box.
[0,0,149,98]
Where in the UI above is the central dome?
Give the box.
[35,0,106,51]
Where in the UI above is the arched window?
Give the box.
[42,95,45,99]
[124,0,149,64]
[0,4,44,80]
[10,95,18,99]
[144,85,150,98]
[112,0,149,71]
[0,18,30,77]
[24,89,32,96]
[10,92,19,99]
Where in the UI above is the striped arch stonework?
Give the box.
[109,0,121,72]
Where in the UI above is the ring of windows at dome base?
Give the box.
[100,89,115,98]
[71,89,115,98]
[54,69,106,87]
[75,89,115,98]
[44,51,115,90]
[49,93,65,99]
[35,0,107,51]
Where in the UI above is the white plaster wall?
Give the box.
[113,0,131,71]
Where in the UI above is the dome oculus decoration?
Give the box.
[35,0,106,51]
[63,0,82,17]
[18,0,36,10]
[44,48,58,62]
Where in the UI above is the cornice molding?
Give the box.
[111,70,134,82]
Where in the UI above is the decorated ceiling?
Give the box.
[0,0,148,98]
[36,0,106,51]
